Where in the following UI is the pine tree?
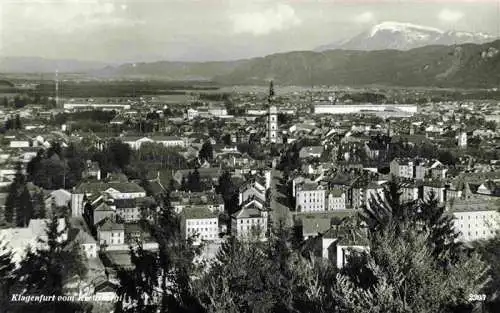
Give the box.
[417,193,463,269]
[115,194,204,313]
[11,214,90,313]
[4,162,33,227]
[0,239,14,311]
[115,244,160,313]
[335,223,489,313]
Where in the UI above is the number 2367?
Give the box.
[468,294,486,302]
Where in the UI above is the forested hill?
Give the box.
[95,40,500,88]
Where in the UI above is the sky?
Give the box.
[0,0,500,63]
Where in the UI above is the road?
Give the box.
[269,169,293,228]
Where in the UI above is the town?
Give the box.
[0,76,499,312]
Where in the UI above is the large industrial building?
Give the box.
[314,104,418,116]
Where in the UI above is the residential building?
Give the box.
[295,182,327,212]
[97,218,125,247]
[299,146,324,159]
[181,207,219,245]
[71,180,146,217]
[327,188,346,210]
[390,158,414,179]
[0,218,67,264]
[448,197,500,242]
[231,199,268,240]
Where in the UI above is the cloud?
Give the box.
[438,9,464,23]
[354,11,375,24]
[230,3,301,36]
[9,0,139,33]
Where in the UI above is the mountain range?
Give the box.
[1,22,500,88]
[315,21,496,51]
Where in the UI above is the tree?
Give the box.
[27,149,44,181]
[0,239,14,310]
[221,134,232,146]
[365,181,463,269]
[216,171,239,215]
[11,215,90,313]
[473,233,500,312]
[335,224,489,313]
[104,140,132,171]
[115,244,160,313]
[115,194,204,313]
[187,169,202,192]
[14,114,22,130]
[199,141,214,162]
[4,162,33,227]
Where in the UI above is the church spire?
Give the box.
[268,80,275,104]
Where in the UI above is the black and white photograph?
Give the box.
[0,0,499,312]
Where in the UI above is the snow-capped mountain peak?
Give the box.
[369,21,444,37]
[315,21,497,52]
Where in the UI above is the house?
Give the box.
[400,182,419,203]
[364,138,389,161]
[231,199,268,241]
[0,218,67,264]
[172,168,222,186]
[181,207,219,245]
[77,229,98,259]
[120,136,154,150]
[476,180,500,197]
[150,136,186,148]
[45,189,72,211]
[300,217,332,240]
[83,160,101,180]
[9,135,31,148]
[295,182,327,212]
[170,191,224,214]
[97,218,125,247]
[238,173,270,205]
[93,201,116,226]
[71,180,146,217]
[93,281,118,302]
[299,146,324,159]
[320,226,370,269]
[390,158,414,179]
[327,188,346,210]
[423,181,446,203]
[114,198,141,222]
[70,217,98,259]
[448,197,500,242]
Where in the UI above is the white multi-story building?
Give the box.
[0,218,67,264]
[327,189,346,210]
[181,207,219,245]
[448,197,500,242]
[121,136,185,150]
[390,158,414,179]
[231,199,268,241]
[400,184,419,203]
[314,104,418,115]
[71,181,146,217]
[295,182,327,212]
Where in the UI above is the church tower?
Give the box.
[458,130,467,148]
[267,81,278,143]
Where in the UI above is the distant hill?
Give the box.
[3,40,500,88]
[212,41,500,88]
[315,21,496,52]
[0,57,110,73]
[94,60,248,80]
